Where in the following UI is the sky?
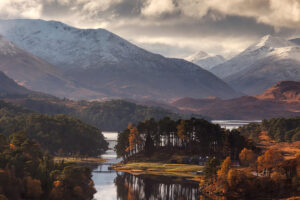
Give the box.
[1,0,300,59]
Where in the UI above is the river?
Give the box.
[92,120,259,200]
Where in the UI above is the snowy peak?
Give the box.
[186,51,209,61]
[0,19,147,69]
[185,51,226,70]
[246,35,294,52]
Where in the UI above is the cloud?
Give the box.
[0,0,42,18]
[142,0,178,17]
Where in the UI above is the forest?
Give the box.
[0,100,108,156]
[201,149,300,199]
[239,117,300,142]
[0,133,96,200]
[8,95,193,131]
[115,117,256,161]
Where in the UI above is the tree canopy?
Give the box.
[0,133,96,200]
[0,100,108,156]
[115,117,254,161]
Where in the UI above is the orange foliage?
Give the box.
[9,144,16,150]
[239,148,257,166]
[217,156,231,180]
[257,149,284,171]
[126,126,141,152]
[176,120,186,140]
[53,180,61,188]
[227,169,243,188]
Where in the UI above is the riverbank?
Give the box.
[54,156,107,164]
[114,162,204,181]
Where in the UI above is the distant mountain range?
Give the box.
[171,81,300,120]
[185,51,226,70]
[211,35,300,95]
[0,19,238,101]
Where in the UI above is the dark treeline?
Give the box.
[0,133,96,200]
[5,95,206,131]
[239,117,300,142]
[115,173,200,200]
[0,100,108,156]
[115,117,256,161]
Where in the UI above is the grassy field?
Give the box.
[114,162,204,179]
[54,156,107,164]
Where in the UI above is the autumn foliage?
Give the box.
[0,133,96,200]
[239,148,257,167]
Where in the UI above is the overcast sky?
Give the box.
[1,0,300,58]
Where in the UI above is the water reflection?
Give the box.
[115,173,200,200]
[93,132,210,200]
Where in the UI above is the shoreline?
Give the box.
[54,156,107,164]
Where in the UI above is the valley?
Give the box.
[0,9,300,200]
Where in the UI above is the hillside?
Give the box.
[211,35,300,94]
[4,96,192,131]
[0,71,30,96]
[0,99,108,156]
[0,19,238,101]
[0,35,103,99]
[0,73,193,131]
[171,81,300,120]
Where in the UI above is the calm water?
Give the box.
[92,132,201,200]
[212,120,261,130]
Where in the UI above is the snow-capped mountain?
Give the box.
[185,51,226,70]
[0,34,104,99]
[211,35,300,95]
[0,19,239,101]
[211,35,295,78]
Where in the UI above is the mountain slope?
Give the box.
[255,81,300,102]
[211,35,300,94]
[171,81,300,120]
[0,19,239,101]
[0,70,30,95]
[185,51,226,70]
[211,35,294,78]
[0,35,104,99]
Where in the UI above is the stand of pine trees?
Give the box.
[115,117,256,161]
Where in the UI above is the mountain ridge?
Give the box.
[0,19,239,101]
[211,35,300,95]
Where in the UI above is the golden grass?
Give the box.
[54,157,107,164]
[114,162,204,179]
